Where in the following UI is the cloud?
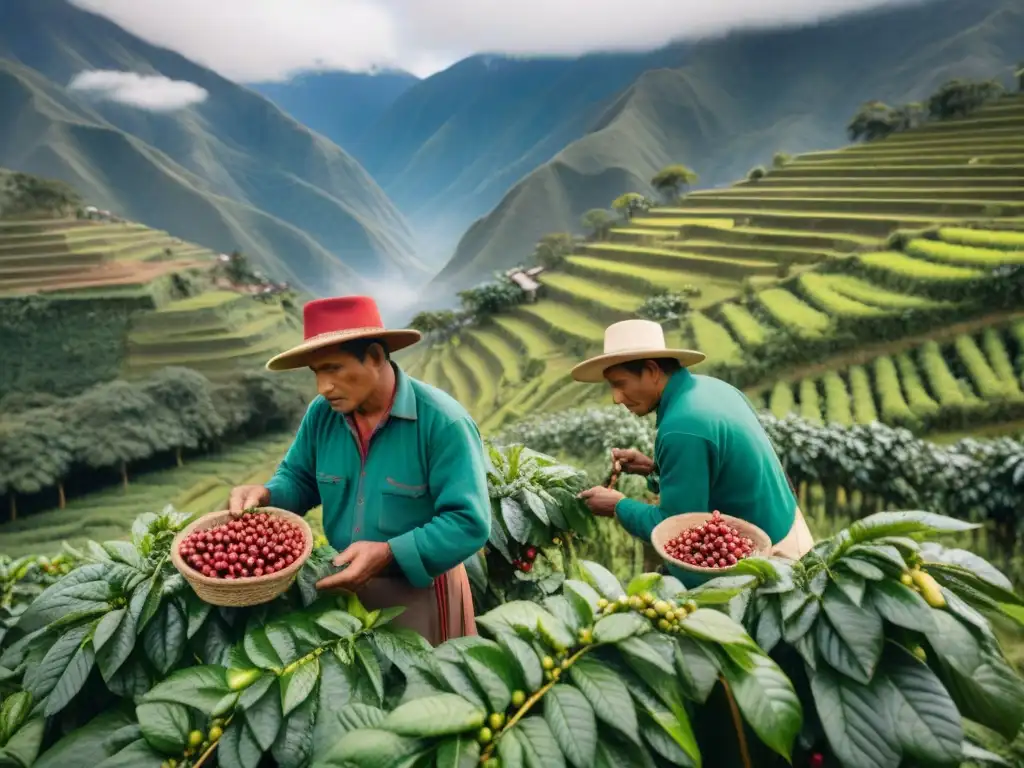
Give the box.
[67,70,209,110]
[71,0,921,81]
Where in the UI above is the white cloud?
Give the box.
[67,70,210,111]
[70,0,920,81]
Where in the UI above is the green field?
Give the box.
[0,433,292,557]
[416,95,1024,433]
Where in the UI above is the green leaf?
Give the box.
[23,624,89,703]
[435,734,481,768]
[183,592,212,639]
[143,600,186,676]
[925,563,1024,608]
[280,658,319,717]
[721,652,802,761]
[781,595,820,643]
[847,544,907,574]
[32,711,136,768]
[265,622,300,664]
[381,693,486,738]
[674,637,719,704]
[217,719,262,768]
[810,663,900,768]
[831,571,866,606]
[849,511,978,542]
[517,716,566,768]
[630,687,699,768]
[753,598,783,652]
[865,579,936,633]
[686,575,758,605]
[502,497,530,543]
[880,646,962,765]
[960,741,1012,766]
[569,656,639,743]
[638,709,696,767]
[315,728,427,768]
[543,596,582,635]
[93,609,125,653]
[0,713,44,768]
[544,685,597,768]
[680,608,757,648]
[136,702,190,755]
[839,557,885,581]
[462,644,518,713]
[819,584,883,684]
[921,545,1013,591]
[16,564,113,634]
[580,561,625,600]
[0,691,31,743]
[243,678,282,751]
[369,626,432,676]
[271,689,318,768]
[142,666,231,714]
[244,628,284,670]
[354,636,384,704]
[521,489,550,526]
[92,737,165,768]
[592,612,649,645]
[497,727,526,768]
[627,573,662,597]
[477,601,574,651]
[496,634,543,693]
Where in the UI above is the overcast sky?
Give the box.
[71,0,918,81]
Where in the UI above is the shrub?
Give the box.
[747,165,767,182]
[635,293,690,325]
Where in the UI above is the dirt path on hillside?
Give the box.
[748,309,1024,390]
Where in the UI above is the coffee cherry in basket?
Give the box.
[178,512,305,580]
[664,510,755,569]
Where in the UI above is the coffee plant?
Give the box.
[0,448,1022,767]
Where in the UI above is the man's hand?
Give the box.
[228,485,271,516]
[316,541,394,592]
[611,448,655,477]
[577,486,625,518]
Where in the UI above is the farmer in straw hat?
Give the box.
[572,319,813,585]
[228,296,490,643]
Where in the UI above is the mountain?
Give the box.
[430,0,1023,292]
[348,50,692,262]
[0,0,425,294]
[249,69,419,153]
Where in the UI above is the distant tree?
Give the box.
[927,79,1004,120]
[892,102,926,132]
[457,275,524,319]
[0,391,60,414]
[847,101,899,142]
[532,233,575,268]
[410,309,461,338]
[747,165,767,182]
[772,152,792,169]
[611,193,652,222]
[581,209,614,240]
[225,250,258,284]
[650,165,699,202]
[139,367,224,467]
[0,411,73,518]
[1,172,81,218]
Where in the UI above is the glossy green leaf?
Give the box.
[315,728,427,768]
[369,626,432,676]
[217,719,262,768]
[381,693,486,737]
[243,678,282,751]
[497,727,526,768]
[244,628,284,670]
[680,608,757,648]
[271,690,318,768]
[627,573,662,597]
[355,637,385,704]
[849,511,978,542]
[142,666,231,714]
[569,656,639,743]
[517,715,566,768]
[580,561,626,600]
[818,584,883,684]
[721,652,802,761]
[281,659,319,717]
[810,664,900,768]
[477,601,574,651]
[16,564,113,634]
[435,733,481,768]
[143,600,186,675]
[563,580,601,628]
[136,702,190,755]
[592,612,649,644]
[674,637,719,704]
[687,575,758,605]
[495,634,543,693]
[753,598,783,653]
[881,646,962,765]
[23,624,90,704]
[31,710,136,768]
[0,714,44,768]
[502,497,530,543]
[93,608,125,653]
[866,579,936,633]
[638,709,696,767]
[544,685,597,768]
[839,557,885,581]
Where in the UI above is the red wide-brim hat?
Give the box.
[265,295,421,371]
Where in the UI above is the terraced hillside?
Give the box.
[414,96,1024,436]
[0,214,304,394]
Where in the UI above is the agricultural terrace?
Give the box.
[412,95,1024,437]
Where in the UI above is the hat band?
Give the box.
[304,325,387,342]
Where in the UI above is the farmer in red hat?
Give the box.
[227,296,491,643]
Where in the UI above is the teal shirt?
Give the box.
[614,369,797,587]
[265,365,491,588]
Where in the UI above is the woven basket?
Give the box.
[171,507,314,607]
[651,512,771,576]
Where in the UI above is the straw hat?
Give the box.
[266,296,421,371]
[571,319,705,383]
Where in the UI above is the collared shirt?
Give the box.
[265,364,491,589]
[614,368,797,587]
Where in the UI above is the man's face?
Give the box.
[604,362,661,416]
[308,347,382,414]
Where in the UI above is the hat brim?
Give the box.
[265,328,422,371]
[571,348,706,383]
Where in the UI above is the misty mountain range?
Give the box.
[0,0,1021,312]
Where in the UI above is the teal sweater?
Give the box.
[265,366,491,588]
[614,369,797,587]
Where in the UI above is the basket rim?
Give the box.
[651,511,771,574]
[170,506,314,588]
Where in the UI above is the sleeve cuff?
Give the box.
[646,475,660,495]
[388,530,432,589]
[614,498,656,541]
[265,480,301,513]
